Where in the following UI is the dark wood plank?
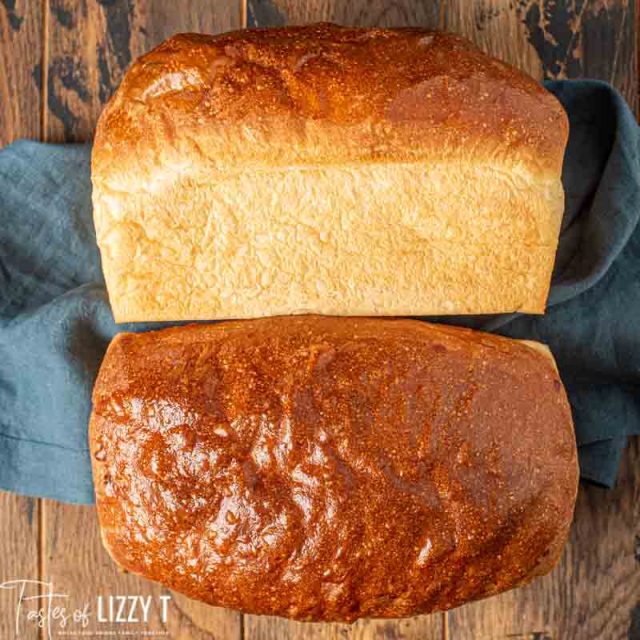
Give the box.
[449,438,640,640]
[244,615,444,640]
[247,0,441,29]
[42,3,243,638]
[446,0,637,111]
[0,495,39,640]
[0,3,42,638]
[516,0,636,112]
[0,0,42,145]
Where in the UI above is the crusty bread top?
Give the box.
[92,23,568,187]
[90,316,578,621]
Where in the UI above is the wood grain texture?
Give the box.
[247,0,440,28]
[0,0,42,145]
[515,0,637,113]
[446,0,637,112]
[243,614,443,640]
[0,3,42,638]
[0,494,39,640]
[449,438,640,640]
[44,0,242,141]
[42,3,243,639]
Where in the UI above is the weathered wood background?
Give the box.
[0,1,638,639]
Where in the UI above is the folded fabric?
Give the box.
[0,80,638,504]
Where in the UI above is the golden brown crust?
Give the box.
[90,316,578,622]
[93,24,567,176]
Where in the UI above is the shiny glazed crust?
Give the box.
[90,316,578,622]
[91,24,569,322]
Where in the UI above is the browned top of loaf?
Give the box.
[92,23,568,179]
[90,316,578,622]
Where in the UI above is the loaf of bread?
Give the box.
[92,24,568,322]
[90,316,578,621]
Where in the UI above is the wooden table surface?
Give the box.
[0,1,638,639]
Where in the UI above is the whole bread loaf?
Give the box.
[90,316,578,621]
[92,23,568,322]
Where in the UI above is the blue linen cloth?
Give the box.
[0,80,638,504]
